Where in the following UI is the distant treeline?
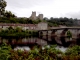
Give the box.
[44,17,79,26]
[0,17,42,24]
[0,17,79,27]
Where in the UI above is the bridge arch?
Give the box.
[38,27,80,47]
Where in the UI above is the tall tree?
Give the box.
[5,11,16,18]
[0,0,7,17]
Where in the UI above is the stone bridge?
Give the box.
[38,27,80,47]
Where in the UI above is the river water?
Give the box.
[0,37,76,52]
[0,37,68,52]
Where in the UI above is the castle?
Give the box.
[30,11,43,20]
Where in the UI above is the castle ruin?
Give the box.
[30,11,43,20]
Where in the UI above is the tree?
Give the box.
[15,27,22,32]
[0,43,12,60]
[67,30,72,40]
[0,0,7,16]
[43,17,49,20]
[4,11,16,18]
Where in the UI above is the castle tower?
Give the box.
[30,11,36,20]
[38,14,43,20]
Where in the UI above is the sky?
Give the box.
[5,0,80,19]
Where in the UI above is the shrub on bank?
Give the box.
[0,28,38,37]
[0,43,80,60]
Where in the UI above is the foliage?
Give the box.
[10,45,62,60]
[0,43,80,60]
[4,11,16,18]
[61,45,80,60]
[0,0,7,16]
[0,43,12,60]
[0,27,38,37]
[0,17,42,24]
[65,45,80,55]
[67,30,72,39]
[46,17,77,27]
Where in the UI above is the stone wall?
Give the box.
[37,22,48,30]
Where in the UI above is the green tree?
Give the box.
[67,30,72,40]
[0,0,7,16]
[0,43,12,60]
[65,45,80,55]
[4,11,16,18]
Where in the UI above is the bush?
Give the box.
[0,43,12,60]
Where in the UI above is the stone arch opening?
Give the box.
[50,30,57,44]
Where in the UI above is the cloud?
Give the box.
[5,0,55,17]
[5,0,80,19]
[65,12,80,19]
[6,0,54,8]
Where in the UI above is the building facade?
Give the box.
[37,22,48,30]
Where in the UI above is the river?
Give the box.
[0,37,69,52]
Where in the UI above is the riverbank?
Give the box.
[0,28,38,37]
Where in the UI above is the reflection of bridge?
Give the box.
[38,27,80,47]
[0,37,47,49]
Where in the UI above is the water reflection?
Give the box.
[0,36,77,47]
[0,36,78,52]
[0,37,47,47]
[14,46,30,51]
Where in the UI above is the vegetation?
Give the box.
[0,0,80,59]
[0,0,7,16]
[0,16,79,27]
[63,45,80,60]
[0,27,38,37]
[4,11,16,18]
[67,30,72,39]
[0,43,80,60]
[0,17,43,24]
[44,17,78,27]
[0,43,11,60]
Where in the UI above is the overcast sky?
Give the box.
[5,0,80,19]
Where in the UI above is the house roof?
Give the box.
[0,23,37,27]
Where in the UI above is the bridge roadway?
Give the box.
[38,27,80,31]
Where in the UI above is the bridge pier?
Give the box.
[46,31,48,40]
[76,34,80,45]
[60,28,70,47]
[38,31,43,38]
[39,30,49,40]
[50,30,57,44]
